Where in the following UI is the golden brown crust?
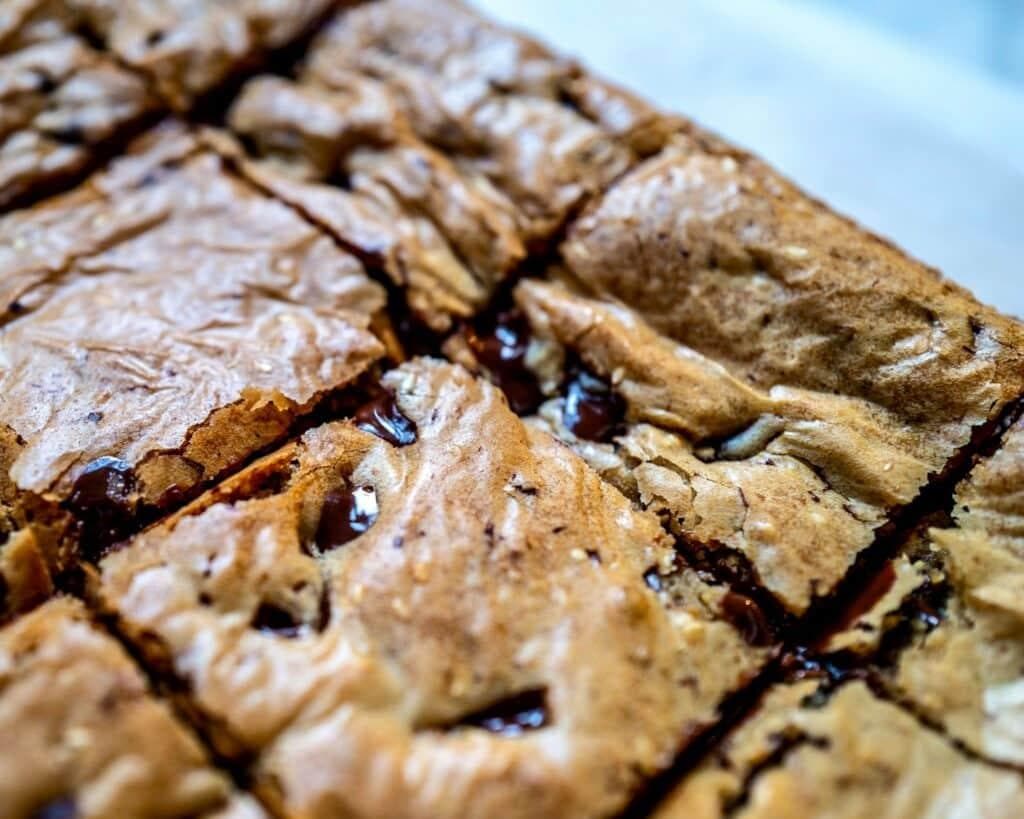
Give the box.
[302,0,660,246]
[0,12,157,210]
[98,359,765,819]
[0,123,385,514]
[0,596,249,819]
[824,417,1024,767]
[561,137,1024,436]
[217,73,526,332]
[64,0,335,109]
[502,279,962,613]
[0,0,1020,814]
[655,681,1024,819]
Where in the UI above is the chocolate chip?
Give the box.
[465,310,543,415]
[326,168,353,190]
[781,647,868,696]
[562,370,624,442]
[48,124,86,145]
[355,393,417,446]
[460,689,549,737]
[315,486,378,552]
[144,30,165,47]
[31,70,58,94]
[67,457,138,558]
[251,602,303,638]
[31,797,77,819]
[721,591,775,646]
[85,411,103,423]
[643,568,663,592]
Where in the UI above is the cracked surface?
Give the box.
[560,135,1024,430]
[0,1,157,210]
[459,278,969,615]
[62,0,335,109]
[96,359,764,819]
[0,596,266,819]
[0,0,1021,816]
[822,416,1024,768]
[203,0,676,333]
[303,0,660,245]
[216,72,526,332]
[654,680,1024,819]
[0,123,385,525]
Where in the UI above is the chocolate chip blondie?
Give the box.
[0,1,157,209]
[654,680,1024,819]
[0,123,385,557]
[811,415,1024,767]
[0,1,1021,817]
[0,596,266,818]
[95,359,764,818]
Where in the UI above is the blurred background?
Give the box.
[477,0,1024,317]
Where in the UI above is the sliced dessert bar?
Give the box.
[0,596,266,818]
[95,359,766,819]
[652,679,1024,819]
[560,133,1024,428]
[215,74,526,332]
[62,0,337,109]
[449,152,1024,617]
[0,123,386,561]
[304,0,672,242]
[0,2,157,209]
[816,414,1024,767]
[209,0,675,330]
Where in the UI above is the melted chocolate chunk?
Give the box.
[32,70,58,94]
[643,568,663,592]
[874,568,951,666]
[460,689,549,737]
[562,370,624,442]
[252,602,303,638]
[465,310,543,415]
[355,393,417,447]
[48,124,86,145]
[67,457,139,558]
[315,486,379,552]
[32,798,77,819]
[780,647,868,705]
[721,591,775,647]
[833,561,898,633]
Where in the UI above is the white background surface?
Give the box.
[475,0,1024,317]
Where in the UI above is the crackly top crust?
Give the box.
[0,123,385,512]
[502,279,945,613]
[0,596,263,819]
[655,680,1024,819]
[61,0,334,109]
[97,359,763,819]
[0,3,156,210]
[561,136,1024,439]
[217,73,526,332]
[303,0,671,246]
[822,416,1024,766]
